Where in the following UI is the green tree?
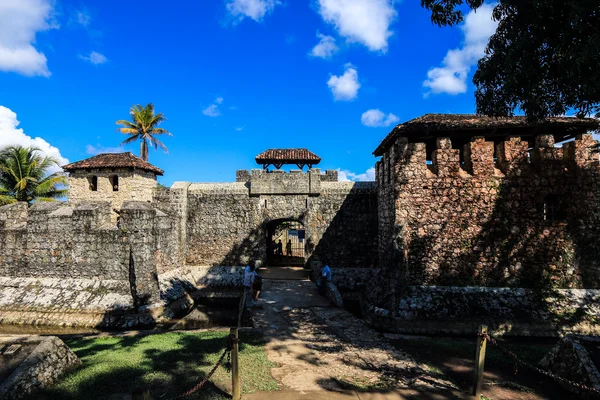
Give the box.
[0,146,67,205]
[421,0,600,120]
[116,103,172,161]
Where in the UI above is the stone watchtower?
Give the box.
[62,152,164,209]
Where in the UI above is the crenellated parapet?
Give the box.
[0,200,178,306]
[383,133,599,181]
[563,133,600,169]
[432,137,460,177]
[496,136,529,176]
[464,137,494,176]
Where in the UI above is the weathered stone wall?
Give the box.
[0,202,129,280]
[540,335,600,395]
[158,169,378,268]
[0,200,180,309]
[68,168,157,210]
[368,286,600,336]
[376,133,600,291]
[184,182,258,266]
[370,132,600,330]
[0,336,81,400]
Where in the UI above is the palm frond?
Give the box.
[117,128,140,135]
[120,135,141,146]
[149,137,169,153]
[150,127,172,136]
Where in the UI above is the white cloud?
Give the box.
[0,0,57,77]
[328,63,360,101]
[203,97,225,117]
[423,3,498,96]
[361,109,399,127]
[0,106,68,174]
[235,126,244,131]
[76,9,91,27]
[310,33,338,59]
[338,167,375,182]
[316,0,396,52]
[226,0,281,23]
[79,51,107,65]
[203,104,221,117]
[85,144,122,155]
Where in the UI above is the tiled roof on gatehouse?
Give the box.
[255,148,321,169]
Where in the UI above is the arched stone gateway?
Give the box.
[152,168,379,269]
[266,218,306,266]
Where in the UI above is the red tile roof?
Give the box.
[62,153,164,175]
[255,149,321,165]
[374,114,599,156]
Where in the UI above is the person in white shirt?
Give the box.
[243,263,256,307]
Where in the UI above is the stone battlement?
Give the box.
[376,133,599,185]
[0,201,180,307]
[234,168,339,195]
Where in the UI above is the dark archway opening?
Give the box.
[265,219,305,267]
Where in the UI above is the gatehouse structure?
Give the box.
[1,114,600,335]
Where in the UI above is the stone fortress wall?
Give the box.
[0,200,180,310]
[0,167,378,326]
[370,132,600,334]
[2,129,600,334]
[153,168,378,269]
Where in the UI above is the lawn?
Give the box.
[30,330,278,400]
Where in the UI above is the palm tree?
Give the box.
[115,103,172,161]
[0,146,68,205]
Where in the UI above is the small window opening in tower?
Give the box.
[109,175,119,192]
[88,176,98,191]
[543,195,563,222]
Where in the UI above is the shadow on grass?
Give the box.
[28,331,273,400]
[387,335,578,400]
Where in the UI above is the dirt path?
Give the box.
[252,280,461,396]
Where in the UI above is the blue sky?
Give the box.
[0,0,498,186]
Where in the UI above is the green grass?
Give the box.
[30,330,278,400]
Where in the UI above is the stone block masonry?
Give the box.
[0,335,81,400]
[68,168,158,212]
[371,132,600,334]
[0,200,181,320]
[0,167,377,328]
[163,169,379,269]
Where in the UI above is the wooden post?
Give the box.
[472,325,488,399]
[231,327,241,400]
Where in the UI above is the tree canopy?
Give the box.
[421,0,600,120]
[116,103,172,161]
[0,145,67,205]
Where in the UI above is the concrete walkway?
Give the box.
[252,279,459,396]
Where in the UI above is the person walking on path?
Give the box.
[244,262,257,308]
[316,261,332,294]
[277,240,283,256]
[286,240,292,256]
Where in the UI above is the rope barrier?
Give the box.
[171,289,247,399]
[480,332,600,397]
